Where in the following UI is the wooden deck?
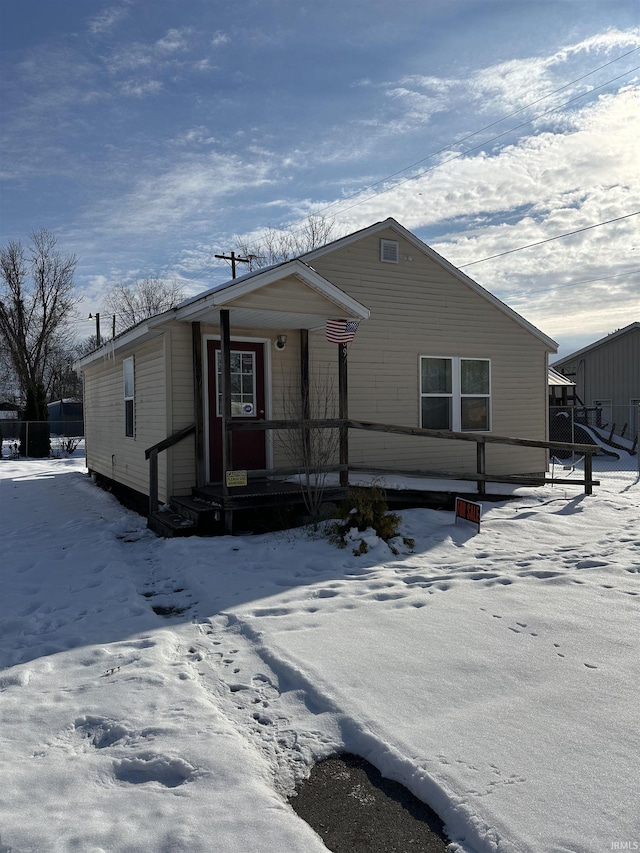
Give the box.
[147,475,526,537]
[193,479,347,510]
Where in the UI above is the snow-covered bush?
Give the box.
[329,484,414,555]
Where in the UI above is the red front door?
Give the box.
[207,340,267,482]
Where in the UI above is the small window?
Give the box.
[420,356,491,432]
[123,357,135,437]
[380,239,399,263]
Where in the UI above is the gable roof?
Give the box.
[302,218,558,352]
[552,322,640,368]
[174,258,370,326]
[75,258,370,369]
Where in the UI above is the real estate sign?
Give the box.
[455,496,482,533]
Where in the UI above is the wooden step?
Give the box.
[170,495,223,535]
[148,507,197,538]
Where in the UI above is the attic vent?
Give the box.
[380,239,399,264]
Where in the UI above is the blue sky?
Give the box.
[1,0,639,359]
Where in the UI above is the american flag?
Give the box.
[325,319,359,344]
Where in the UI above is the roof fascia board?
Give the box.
[303,218,558,352]
[74,319,165,369]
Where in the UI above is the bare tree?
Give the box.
[0,229,77,405]
[236,214,336,271]
[105,277,185,333]
[46,341,83,401]
[276,370,340,526]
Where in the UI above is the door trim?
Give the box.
[202,334,273,482]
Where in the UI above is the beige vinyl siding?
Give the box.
[310,228,551,476]
[229,276,341,317]
[165,322,196,496]
[83,336,168,500]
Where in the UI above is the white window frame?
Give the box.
[380,239,399,263]
[419,356,491,432]
[123,356,135,438]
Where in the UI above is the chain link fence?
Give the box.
[0,419,85,460]
[550,404,639,475]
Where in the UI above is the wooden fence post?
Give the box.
[584,451,593,496]
[476,441,486,496]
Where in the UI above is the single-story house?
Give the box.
[552,322,640,440]
[75,218,559,532]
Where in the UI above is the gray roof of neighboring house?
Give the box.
[552,322,640,368]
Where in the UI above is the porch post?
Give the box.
[300,329,311,462]
[476,440,486,496]
[338,342,349,487]
[220,307,233,491]
[191,322,206,487]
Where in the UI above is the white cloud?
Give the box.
[119,79,163,97]
[331,84,639,230]
[170,127,218,147]
[155,28,193,53]
[93,151,276,236]
[232,80,639,342]
[87,5,129,36]
[211,31,230,47]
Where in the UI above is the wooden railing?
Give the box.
[229,417,601,495]
[145,424,196,514]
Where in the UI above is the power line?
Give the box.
[317,63,640,224]
[502,267,640,298]
[300,47,640,223]
[185,48,640,283]
[458,211,640,267]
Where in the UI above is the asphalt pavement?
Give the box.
[288,753,450,853]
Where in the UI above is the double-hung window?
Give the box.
[420,356,490,431]
[123,357,135,437]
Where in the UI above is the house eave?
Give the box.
[73,318,168,370]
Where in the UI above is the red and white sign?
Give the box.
[455,497,482,533]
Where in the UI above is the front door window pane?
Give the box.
[216,350,256,416]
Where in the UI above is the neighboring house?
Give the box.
[47,399,84,436]
[0,402,21,441]
[75,218,558,528]
[552,323,640,440]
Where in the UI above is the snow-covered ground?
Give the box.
[0,446,638,853]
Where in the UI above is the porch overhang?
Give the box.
[174,259,370,330]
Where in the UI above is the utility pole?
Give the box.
[88,312,116,345]
[215,251,253,279]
